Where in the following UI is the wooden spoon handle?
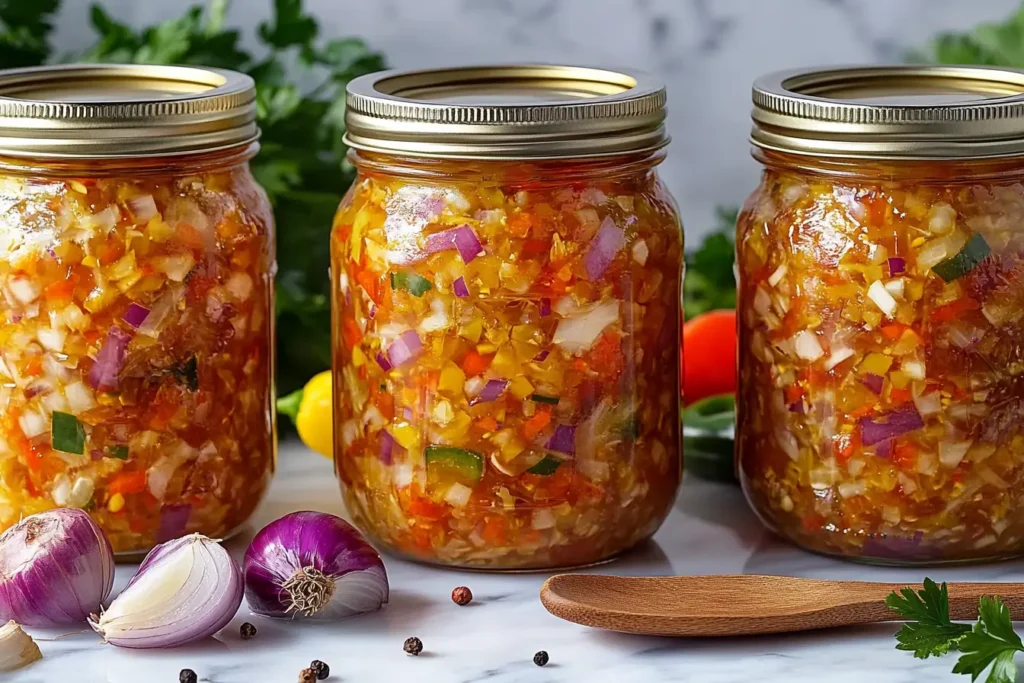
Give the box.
[821,580,1024,621]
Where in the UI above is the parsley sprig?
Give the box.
[888,579,1023,683]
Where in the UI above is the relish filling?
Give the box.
[331,155,682,568]
[0,159,274,553]
[738,157,1024,563]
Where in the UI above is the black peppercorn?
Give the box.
[240,622,257,640]
[310,660,330,680]
[298,668,317,683]
[533,651,549,667]
[404,636,423,656]
[451,586,473,606]
[179,669,198,683]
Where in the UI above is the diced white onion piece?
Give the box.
[8,278,39,304]
[552,295,580,317]
[882,505,901,525]
[976,465,1010,490]
[792,330,824,361]
[867,280,898,317]
[444,482,473,508]
[847,458,865,477]
[36,327,66,353]
[68,477,94,509]
[65,381,96,413]
[127,194,158,221]
[902,359,926,380]
[225,272,253,301]
[41,391,69,415]
[838,481,866,499]
[394,463,414,488]
[939,440,972,469]
[824,346,854,370]
[341,419,360,448]
[418,297,449,333]
[927,203,956,235]
[83,206,119,231]
[898,473,918,495]
[553,301,620,354]
[767,263,788,287]
[913,391,941,416]
[917,234,961,271]
[153,254,195,282]
[51,474,70,506]
[753,287,772,316]
[18,409,47,438]
[532,508,557,530]
[777,429,800,461]
[61,304,89,331]
[884,278,905,299]
[464,376,485,396]
[631,239,649,266]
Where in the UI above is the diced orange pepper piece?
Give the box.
[108,471,147,496]
[522,408,551,440]
[475,416,499,432]
[355,268,381,305]
[890,388,911,404]
[23,356,42,376]
[784,385,805,405]
[891,440,918,472]
[482,517,507,544]
[932,298,979,323]
[461,349,492,376]
[879,322,910,340]
[342,317,362,350]
[508,213,532,238]
[44,277,77,302]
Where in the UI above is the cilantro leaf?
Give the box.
[683,207,737,320]
[914,7,1024,68]
[0,0,58,67]
[886,579,972,659]
[258,0,317,49]
[953,597,1024,683]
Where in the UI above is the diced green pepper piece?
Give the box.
[425,445,483,483]
[391,271,433,297]
[683,434,737,483]
[529,393,559,405]
[682,394,735,433]
[108,445,129,460]
[932,233,990,282]
[52,412,85,455]
[527,455,563,475]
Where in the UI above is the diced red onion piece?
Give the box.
[386,330,423,368]
[858,405,924,446]
[788,401,805,414]
[540,297,551,317]
[423,225,484,263]
[380,431,395,464]
[156,504,191,543]
[583,217,625,280]
[470,379,508,406]
[875,438,893,458]
[453,277,469,298]
[122,303,151,329]
[546,424,576,455]
[403,407,414,420]
[368,303,377,319]
[376,352,392,372]
[861,373,884,395]
[415,195,444,220]
[533,349,550,362]
[862,531,927,561]
[887,257,906,275]
[88,326,131,391]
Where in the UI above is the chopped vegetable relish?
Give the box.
[331,153,682,568]
[0,153,275,554]
[738,153,1024,563]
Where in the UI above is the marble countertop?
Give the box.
[13,442,1024,683]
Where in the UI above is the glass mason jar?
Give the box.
[0,65,275,555]
[738,65,1024,564]
[332,66,683,569]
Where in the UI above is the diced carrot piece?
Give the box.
[44,278,76,302]
[891,441,918,472]
[890,388,911,404]
[342,317,362,350]
[508,213,532,238]
[23,356,42,376]
[475,416,499,432]
[355,268,381,305]
[482,517,507,544]
[784,385,805,405]
[879,322,909,340]
[461,350,491,376]
[521,239,548,258]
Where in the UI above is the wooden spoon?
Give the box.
[540,574,1024,637]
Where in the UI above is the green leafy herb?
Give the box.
[391,271,433,297]
[952,597,1024,683]
[912,6,1024,67]
[0,0,59,67]
[77,0,386,396]
[886,579,971,659]
[683,207,737,320]
[51,411,85,455]
[108,445,129,460]
[526,455,562,475]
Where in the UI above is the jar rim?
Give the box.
[751,64,1024,160]
[0,64,258,160]
[344,64,669,160]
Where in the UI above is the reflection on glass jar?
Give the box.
[332,66,682,569]
[739,65,1024,564]
[0,65,275,555]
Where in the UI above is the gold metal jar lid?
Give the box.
[0,64,257,159]
[344,65,668,160]
[751,65,1024,160]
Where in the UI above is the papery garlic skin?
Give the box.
[0,621,42,672]
[91,534,242,649]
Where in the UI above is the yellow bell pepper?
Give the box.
[277,370,333,458]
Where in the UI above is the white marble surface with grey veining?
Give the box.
[11,441,1024,682]
[54,0,1024,239]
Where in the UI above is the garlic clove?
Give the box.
[0,620,42,672]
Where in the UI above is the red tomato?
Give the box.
[681,309,737,406]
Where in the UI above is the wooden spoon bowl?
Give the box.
[540,574,1024,637]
